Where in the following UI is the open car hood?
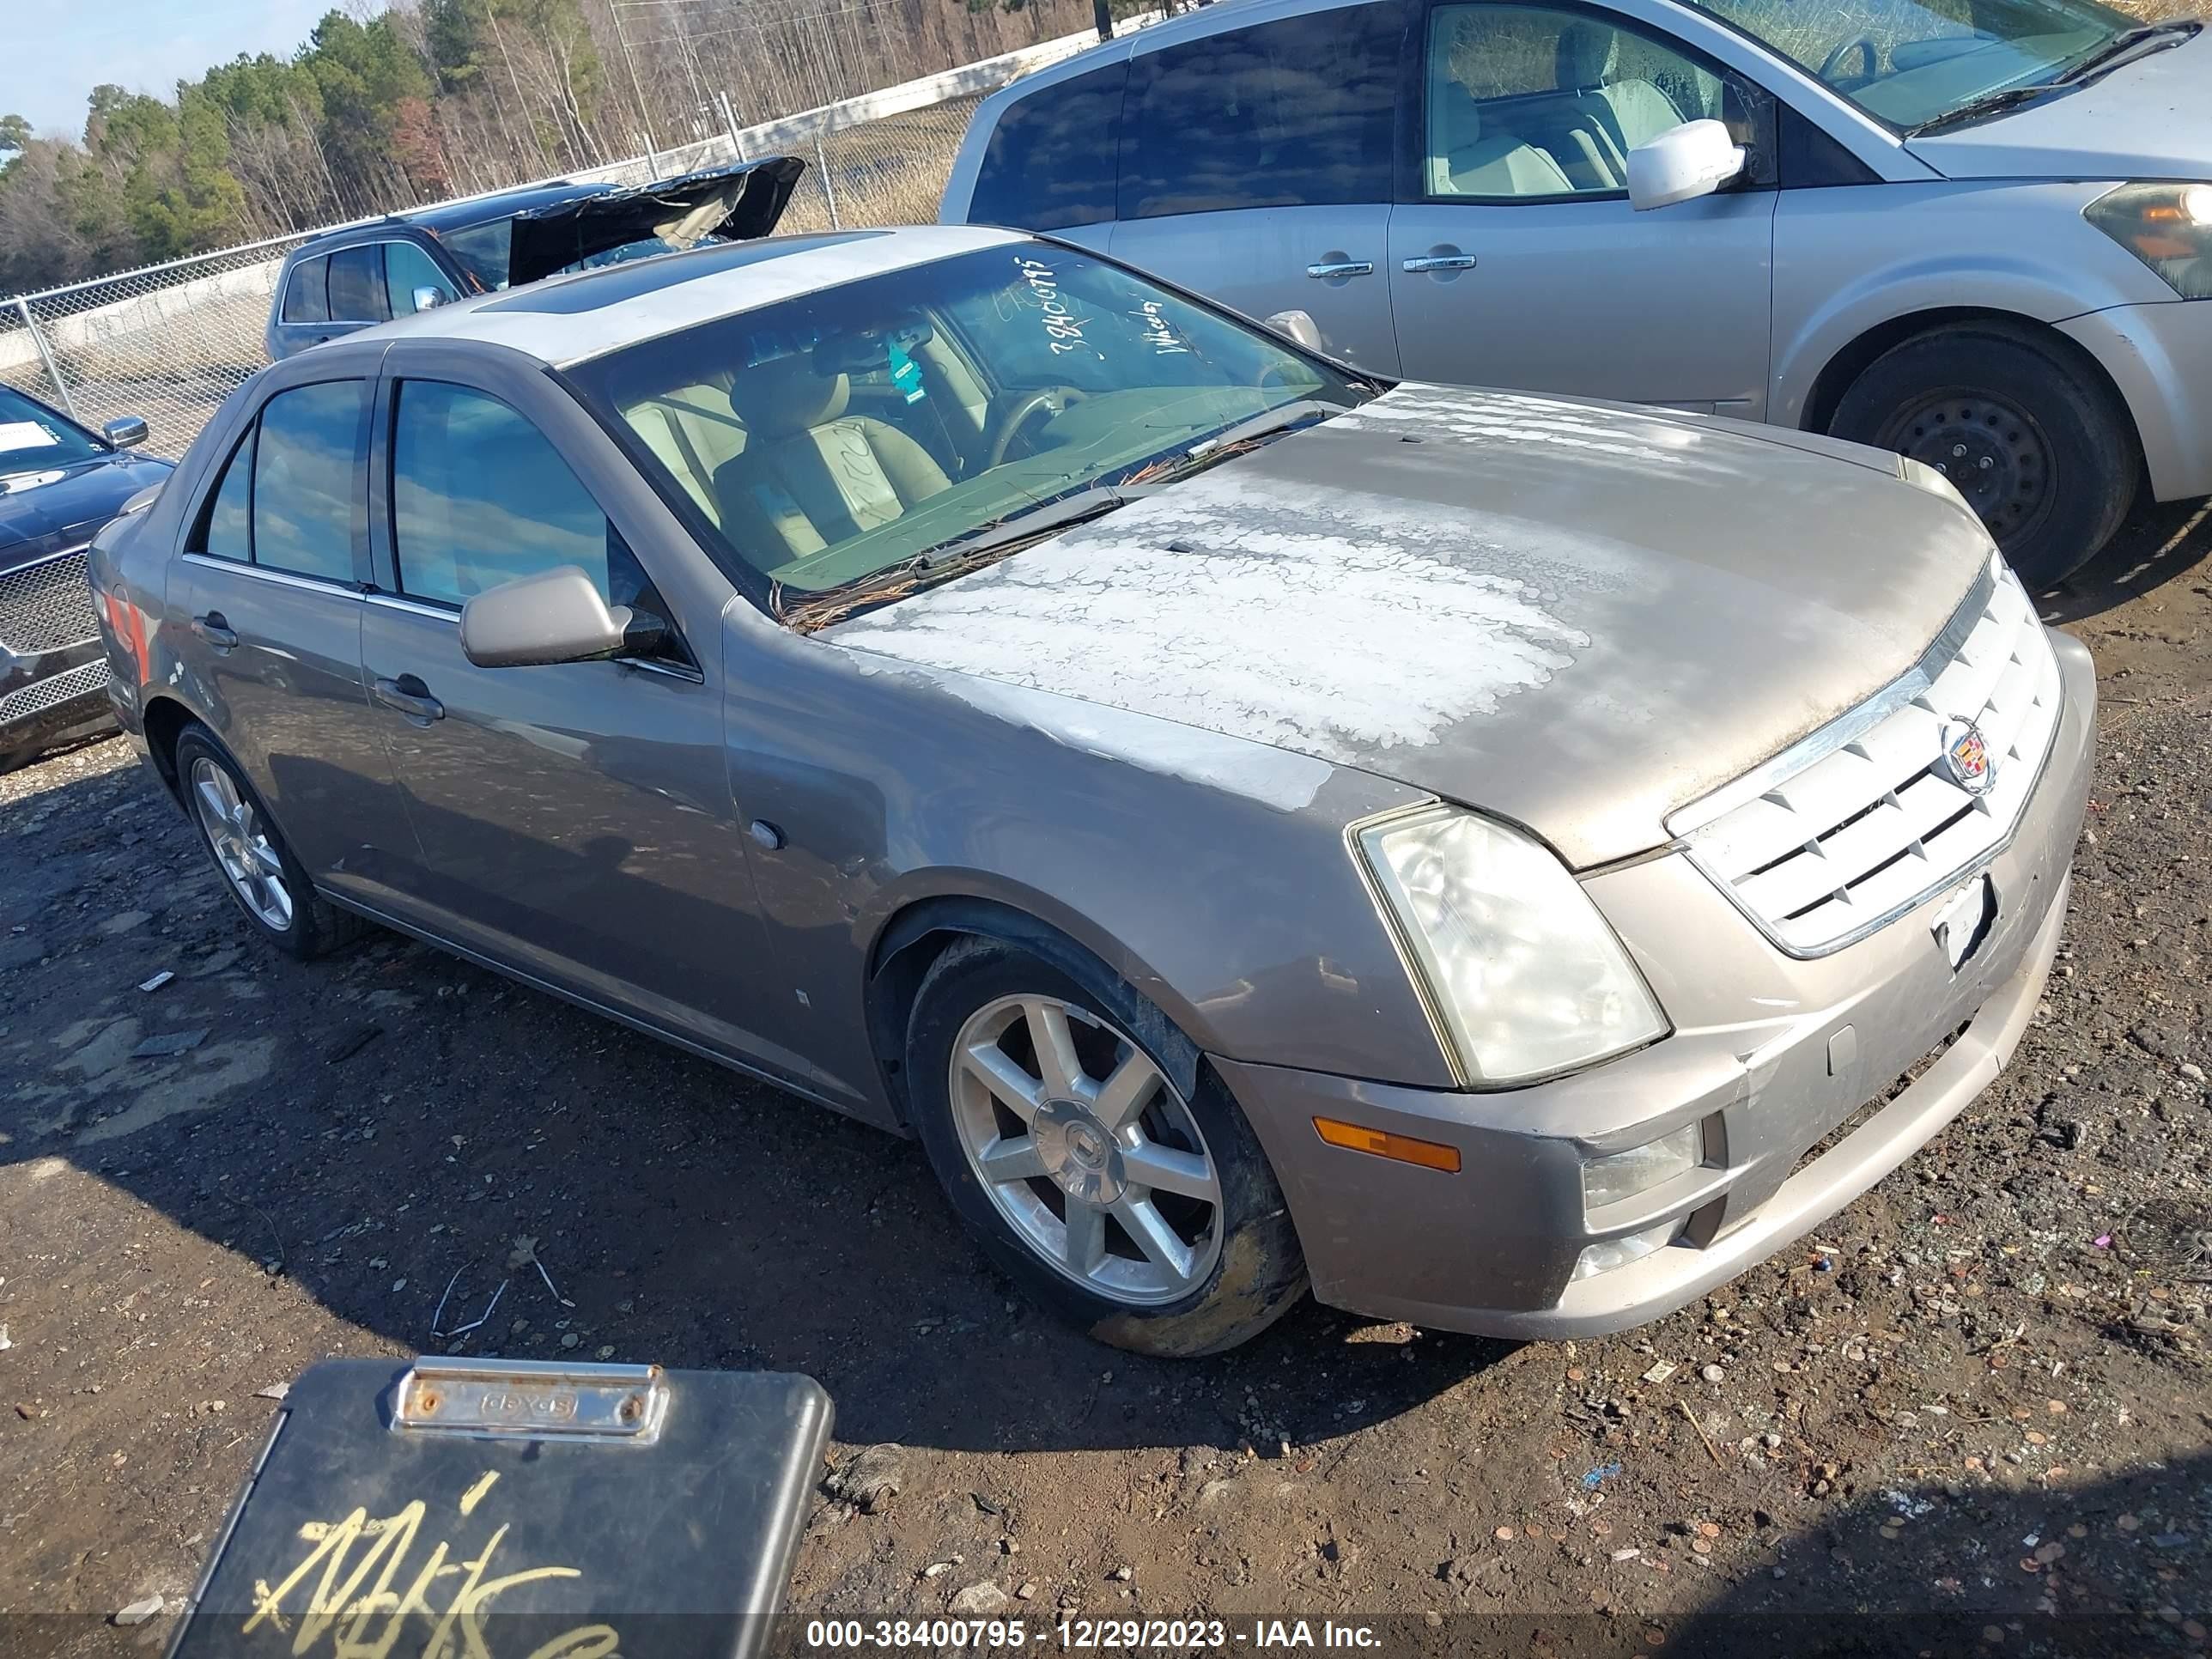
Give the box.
[505,155,806,288]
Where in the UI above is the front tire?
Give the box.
[1830,323,2138,591]
[173,723,363,962]
[904,937,1307,1357]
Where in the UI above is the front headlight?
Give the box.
[1353,805,1668,1087]
[2085,182,2212,300]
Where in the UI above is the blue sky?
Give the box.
[2,0,338,143]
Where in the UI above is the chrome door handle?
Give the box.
[1305,260,1375,279]
[191,612,239,651]
[373,675,445,725]
[1402,254,1480,273]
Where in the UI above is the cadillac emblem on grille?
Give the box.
[1938,718,1996,795]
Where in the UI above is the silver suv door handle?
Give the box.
[1305,260,1375,279]
[1402,254,1480,273]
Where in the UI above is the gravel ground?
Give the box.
[1,501,2208,1657]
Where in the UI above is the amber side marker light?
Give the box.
[1313,1116,1462,1173]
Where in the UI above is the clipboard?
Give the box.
[167,1357,832,1659]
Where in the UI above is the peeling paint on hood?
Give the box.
[828,381,1996,867]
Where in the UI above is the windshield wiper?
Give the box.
[1911,19,2199,134]
[775,485,1135,632]
[2050,19,2197,85]
[1142,398,1346,481]
[915,483,1133,568]
[1905,82,2063,135]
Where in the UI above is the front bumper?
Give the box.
[2058,297,2212,502]
[1222,632,2096,1340]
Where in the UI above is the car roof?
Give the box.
[291,179,614,255]
[359,222,1031,367]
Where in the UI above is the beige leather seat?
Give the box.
[713,354,953,568]
[1555,23,1688,179]
[1429,82,1575,198]
[625,374,747,522]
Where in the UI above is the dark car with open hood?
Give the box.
[0,383,170,769]
[262,156,805,362]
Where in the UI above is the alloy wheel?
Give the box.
[947,994,1224,1307]
[188,757,295,932]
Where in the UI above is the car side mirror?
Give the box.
[1626,118,1747,211]
[102,415,149,449]
[1264,309,1324,351]
[459,565,666,669]
[411,285,449,312]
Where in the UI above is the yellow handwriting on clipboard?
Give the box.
[242,1471,618,1659]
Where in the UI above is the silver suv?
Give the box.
[942,0,2211,588]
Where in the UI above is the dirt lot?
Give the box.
[3,501,2209,1657]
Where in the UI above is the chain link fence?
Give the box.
[0,20,1138,460]
[1,234,316,458]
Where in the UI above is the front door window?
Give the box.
[1425,4,1769,196]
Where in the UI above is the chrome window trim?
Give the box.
[181,550,362,599]
[363,591,459,623]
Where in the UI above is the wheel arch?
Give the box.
[139,692,202,801]
[1797,306,2143,462]
[863,894,1205,1132]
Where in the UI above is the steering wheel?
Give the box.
[1817,33,1881,86]
[987,386,1088,468]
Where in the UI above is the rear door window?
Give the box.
[326,245,389,323]
[195,430,255,562]
[1117,4,1403,221]
[251,380,368,583]
[968,60,1130,232]
[281,256,330,324]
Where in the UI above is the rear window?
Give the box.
[1118,4,1402,221]
[280,255,330,325]
[967,59,1129,232]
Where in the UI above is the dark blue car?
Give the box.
[1,384,173,769]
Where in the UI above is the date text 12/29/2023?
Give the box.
[804,1619,1386,1650]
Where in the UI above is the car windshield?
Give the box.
[568,243,1370,611]
[0,384,103,478]
[1688,0,2137,129]
[441,216,683,291]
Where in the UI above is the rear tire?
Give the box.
[173,723,365,962]
[1830,323,2137,591]
[904,936,1307,1357]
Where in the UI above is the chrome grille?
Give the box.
[0,549,98,654]
[1672,556,2063,957]
[0,657,109,723]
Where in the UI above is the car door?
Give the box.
[1386,1,1778,415]
[175,373,417,896]
[354,368,796,1068]
[1106,0,1409,375]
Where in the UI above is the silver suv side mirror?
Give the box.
[1626,119,1747,211]
[1264,309,1324,351]
[411,286,450,312]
